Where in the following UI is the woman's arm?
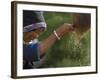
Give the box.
[39,23,74,56]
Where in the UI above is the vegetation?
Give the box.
[39,12,91,68]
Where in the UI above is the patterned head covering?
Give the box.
[23,10,47,32]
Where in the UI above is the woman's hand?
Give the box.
[55,23,74,38]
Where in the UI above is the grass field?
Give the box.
[39,11,91,68]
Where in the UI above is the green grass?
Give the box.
[39,12,91,68]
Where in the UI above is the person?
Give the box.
[23,10,74,69]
